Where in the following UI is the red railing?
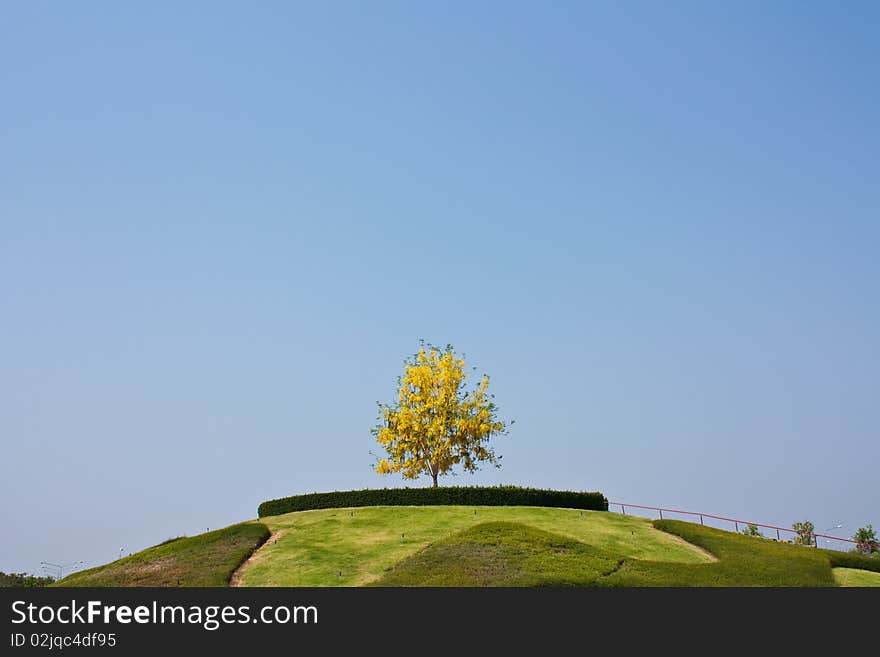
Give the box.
[610,501,868,549]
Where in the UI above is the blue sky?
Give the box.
[1,2,877,572]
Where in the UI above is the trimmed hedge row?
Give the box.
[827,550,880,574]
[258,486,608,518]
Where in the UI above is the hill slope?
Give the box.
[374,519,880,587]
[238,505,711,586]
[375,521,624,586]
[56,522,269,587]
[52,507,880,587]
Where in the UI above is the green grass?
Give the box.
[237,505,711,586]
[832,568,880,587]
[374,522,623,586]
[54,506,874,587]
[55,522,269,587]
[599,520,838,586]
[373,519,851,587]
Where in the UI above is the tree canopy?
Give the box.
[373,343,509,487]
[852,525,878,555]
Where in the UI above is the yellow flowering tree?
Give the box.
[373,342,509,488]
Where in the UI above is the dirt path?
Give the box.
[230,530,284,587]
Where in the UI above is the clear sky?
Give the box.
[2,2,877,573]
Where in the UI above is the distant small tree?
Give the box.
[852,525,879,555]
[0,572,55,588]
[792,520,815,546]
[742,524,763,537]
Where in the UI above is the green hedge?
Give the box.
[258,486,608,518]
[827,550,880,574]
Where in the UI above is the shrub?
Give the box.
[258,486,608,518]
[828,550,880,574]
[0,572,55,588]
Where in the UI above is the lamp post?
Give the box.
[822,524,843,549]
[40,560,85,580]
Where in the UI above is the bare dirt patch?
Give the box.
[230,530,284,587]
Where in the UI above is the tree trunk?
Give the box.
[432,472,438,488]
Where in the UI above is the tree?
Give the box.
[791,520,815,546]
[372,342,509,488]
[852,525,879,556]
[0,572,55,588]
[742,524,763,537]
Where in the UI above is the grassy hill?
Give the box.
[373,517,880,587]
[55,522,269,587]
[53,505,880,587]
[375,521,627,586]
[237,505,711,586]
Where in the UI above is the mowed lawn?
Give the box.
[376,519,880,587]
[48,507,880,587]
[833,567,880,587]
[376,521,626,586]
[237,506,711,586]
